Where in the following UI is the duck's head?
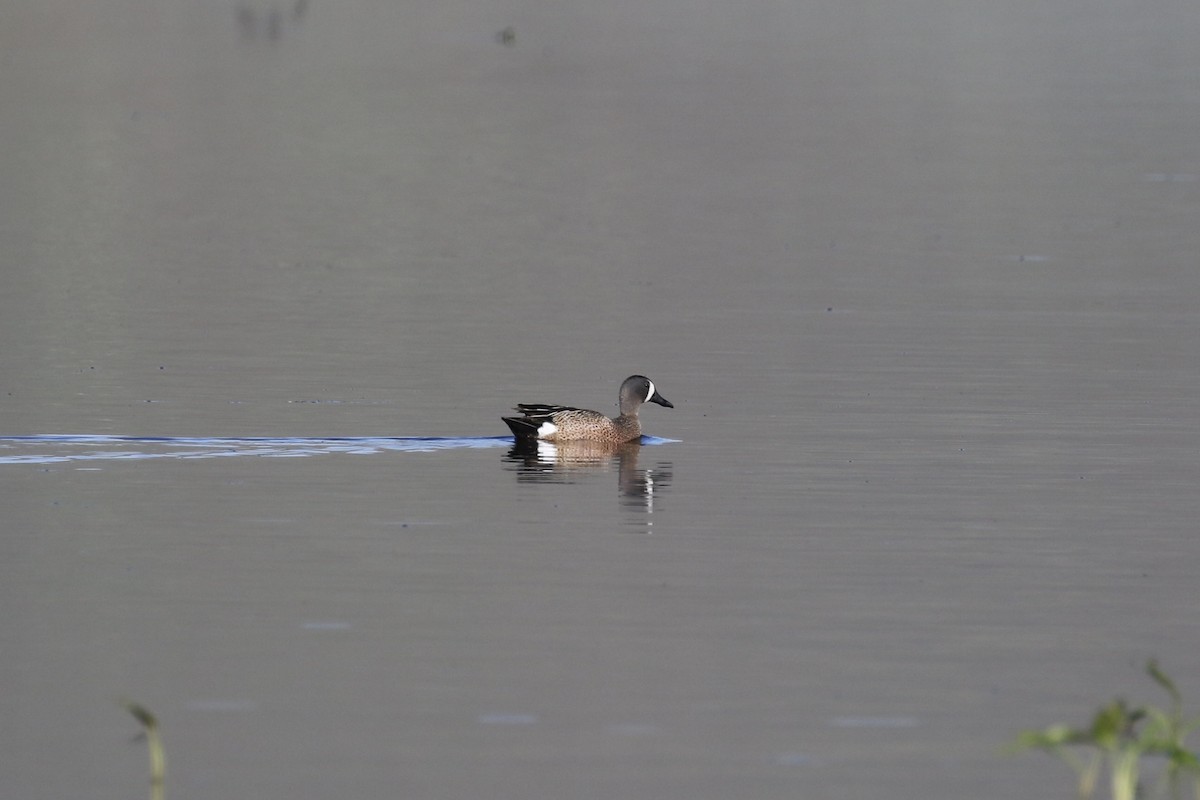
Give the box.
[620,375,673,414]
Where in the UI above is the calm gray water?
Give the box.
[3,0,1199,798]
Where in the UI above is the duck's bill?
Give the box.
[649,391,674,408]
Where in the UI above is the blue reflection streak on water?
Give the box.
[0,434,676,464]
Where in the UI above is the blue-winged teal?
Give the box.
[502,375,673,443]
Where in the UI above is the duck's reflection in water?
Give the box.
[504,439,674,525]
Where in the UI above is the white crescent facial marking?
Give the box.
[645,379,656,402]
[537,421,558,439]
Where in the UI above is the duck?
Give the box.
[502,375,673,443]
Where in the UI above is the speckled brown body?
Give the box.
[502,375,673,443]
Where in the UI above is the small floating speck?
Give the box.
[478,713,538,725]
[186,699,257,712]
[605,723,660,736]
[830,715,919,728]
[1143,173,1198,182]
[773,752,820,766]
[301,621,352,630]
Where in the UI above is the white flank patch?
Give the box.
[537,421,558,439]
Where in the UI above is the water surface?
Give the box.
[3,1,1199,798]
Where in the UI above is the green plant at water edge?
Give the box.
[121,700,165,800]
[1010,661,1200,800]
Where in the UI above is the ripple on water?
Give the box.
[0,434,676,464]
